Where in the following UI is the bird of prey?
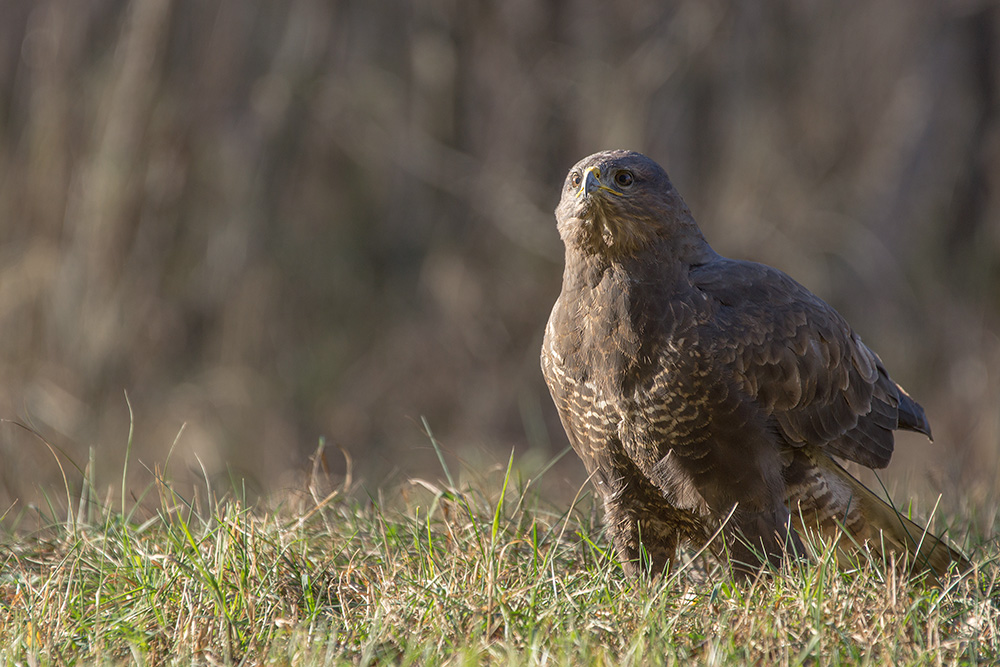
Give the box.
[541,149,968,579]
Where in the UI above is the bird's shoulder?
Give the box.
[687,257,857,358]
[691,257,836,316]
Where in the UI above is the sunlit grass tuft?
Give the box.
[0,431,996,665]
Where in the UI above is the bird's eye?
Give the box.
[614,171,634,188]
[569,172,582,188]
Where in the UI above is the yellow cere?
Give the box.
[579,166,624,198]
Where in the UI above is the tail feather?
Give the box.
[785,449,969,580]
[850,478,970,578]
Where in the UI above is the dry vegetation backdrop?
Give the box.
[0,1,998,512]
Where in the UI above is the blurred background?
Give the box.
[0,0,997,514]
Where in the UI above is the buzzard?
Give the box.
[541,149,968,579]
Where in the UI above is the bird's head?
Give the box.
[555,150,708,262]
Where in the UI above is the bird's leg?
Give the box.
[604,496,678,579]
[610,506,678,578]
[720,505,808,579]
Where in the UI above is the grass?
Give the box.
[0,434,996,665]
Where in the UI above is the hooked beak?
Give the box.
[579,166,624,198]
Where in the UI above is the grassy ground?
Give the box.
[0,434,996,665]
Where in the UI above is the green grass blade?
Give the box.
[491,448,515,546]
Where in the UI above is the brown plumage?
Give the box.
[541,149,968,580]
